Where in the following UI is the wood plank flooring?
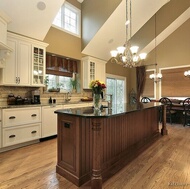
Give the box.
[0,124,190,189]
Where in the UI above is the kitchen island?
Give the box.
[55,102,167,189]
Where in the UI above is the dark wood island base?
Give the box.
[55,103,167,188]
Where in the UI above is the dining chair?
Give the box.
[159,97,177,124]
[141,97,151,103]
[182,98,190,126]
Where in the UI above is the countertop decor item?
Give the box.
[89,80,106,111]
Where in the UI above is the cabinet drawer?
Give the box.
[2,107,41,127]
[3,123,41,147]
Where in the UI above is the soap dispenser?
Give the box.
[49,96,52,104]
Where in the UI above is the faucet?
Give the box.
[65,92,71,102]
[105,94,113,109]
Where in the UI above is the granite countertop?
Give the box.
[0,101,93,109]
[54,102,162,118]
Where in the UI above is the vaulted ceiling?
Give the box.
[81,0,190,61]
[0,0,189,62]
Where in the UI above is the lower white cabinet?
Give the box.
[41,105,62,138]
[3,123,41,147]
[2,107,41,147]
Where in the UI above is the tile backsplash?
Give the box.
[0,86,92,106]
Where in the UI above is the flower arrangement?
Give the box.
[89,80,106,94]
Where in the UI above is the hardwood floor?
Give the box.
[0,124,190,189]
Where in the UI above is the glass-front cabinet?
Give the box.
[32,46,46,86]
[82,56,106,89]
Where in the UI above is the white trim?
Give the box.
[52,1,81,38]
[146,69,156,99]
[51,25,81,38]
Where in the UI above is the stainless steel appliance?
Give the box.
[32,90,40,104]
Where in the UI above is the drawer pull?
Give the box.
[9,134,16,138]
[64,122,70,128]
[31,130,37,134]
[31,114,37,117]
[9,116,16,119]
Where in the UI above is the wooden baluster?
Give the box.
[91,118,102,189]
[161,104,168,135]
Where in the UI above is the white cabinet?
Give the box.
[32,46,46,86]
[0,14,12,68]
[2,107,41,147]
[82,56,106,89]
[0,36,31,86]
[0,32,48,86]
[42,105,62,138]
[3,123,41,147]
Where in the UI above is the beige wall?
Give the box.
[144,19,190,98]
[44,27,82,60]
[44,0,190,101]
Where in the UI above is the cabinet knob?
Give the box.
[31,130,37,134]
[31,114,37,117]
[9,116,16,119]
[9,134,16,138]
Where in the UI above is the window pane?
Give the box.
[106,77,125,113]
[52,2,80,36]
[46,74,72,92]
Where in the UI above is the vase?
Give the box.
[93,93,102,111]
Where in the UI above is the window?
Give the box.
[161,66,190,97]
[52,1,81,37]
[106,74,126,112]
[47,74,72,92]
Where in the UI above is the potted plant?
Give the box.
[44,76,49,91]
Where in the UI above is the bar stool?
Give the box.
[159,97,176,124]
[141,97,151,103]
[182,98,190,126]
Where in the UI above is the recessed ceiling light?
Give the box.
[77,0,84,3]
[37,1,46,11]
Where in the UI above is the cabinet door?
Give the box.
[42,105,62,138]
[0,37,17,85]
[95,61,106,84]
[17,40,31,86]
[32,46,46,86]
[82,56,106,89]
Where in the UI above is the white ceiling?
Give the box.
[0,0,65,41]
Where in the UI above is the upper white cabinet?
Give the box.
[0,32,48,86]
[0,36,31,86]
[0,13,12,68]
[82,56,107,89]
[32,46,46,86]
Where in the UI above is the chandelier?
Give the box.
[149,64,162,83]
[184,70,190,78]
[149,13,162,83]
[110,0,147,68]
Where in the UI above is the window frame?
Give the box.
[52,1,81,38]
